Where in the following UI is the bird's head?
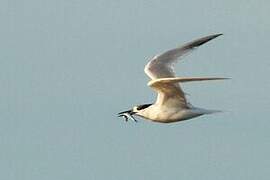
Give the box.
[118,103,152,122]
[133,104,152,113]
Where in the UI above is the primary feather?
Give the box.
[144,34,223,80]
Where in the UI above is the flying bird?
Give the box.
[118,34,229,123]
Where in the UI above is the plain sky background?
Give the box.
[1,0,270,179]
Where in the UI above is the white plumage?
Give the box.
[118,34,228,123]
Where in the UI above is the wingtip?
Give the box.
[211,77,231,81]
[210,33,223,40]
[214,33,223,37]
[187,33,223,48]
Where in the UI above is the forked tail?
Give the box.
[195,107,223,115]
[203,109,223,114]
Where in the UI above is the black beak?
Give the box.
[118,109,135,115]
[117,109,137,122]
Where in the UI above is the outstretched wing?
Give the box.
[148,77,228,107]
[148,77,229,86]
[144,34,223,80]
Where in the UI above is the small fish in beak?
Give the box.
[117,110,137,122]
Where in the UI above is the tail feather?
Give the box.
[194,107,223,115]
[203,109,223,114]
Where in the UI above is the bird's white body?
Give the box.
[136,104,220,123]
[118,34,228,123]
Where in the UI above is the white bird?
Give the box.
[118,34,229,123]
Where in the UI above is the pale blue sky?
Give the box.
[1,0,270,179]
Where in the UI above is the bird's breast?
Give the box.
[140,105,189,123]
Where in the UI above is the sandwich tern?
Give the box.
[118,34,228,123]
